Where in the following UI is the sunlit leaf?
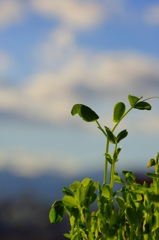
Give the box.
[63,233,71,239]
[81,178,91,186]
[128,94,140,107]
[134,101,151,110]
[49,200,64,224]
[102,184,110,198]
[62,196,78,208]
[71,104,99,122]
[113,102,126,123]
[146,173,159,179]
[114,174,124,184]
[70,181,81,192]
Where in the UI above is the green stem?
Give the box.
[155,153,159,175]
[143,96,159,102]
[104,138,109,184]
[109,143,117,200]
[96,120,109,185]
[96,120,107,137]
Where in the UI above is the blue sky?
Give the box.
[0,0,159,179]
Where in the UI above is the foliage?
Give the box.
[49,94,159,239]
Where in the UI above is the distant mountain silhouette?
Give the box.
[0,168,152,201]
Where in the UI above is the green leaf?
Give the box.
[126,206,137,225]
[146,173,159,179]
[63,233,71,239]
[122,171,136,184]
[105,153,113,164]
[117,129,128,143]
[62,196,78,208]
[114,174,124,184]
[70,181,81,192]
[128,94,140,107]
[102,184,110,198]
[71,104,99,122]
[49,200,64,224]
[149,194,159,203]
[113,102,126,123]
[132,183,148,194]
[116,196,125,211]
[134,101,151,110]
[62,186,74,196]
[81,178,91,186]
[104,126,116,144]
[113,147,122,162]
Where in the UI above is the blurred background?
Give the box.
[0,0,159,239]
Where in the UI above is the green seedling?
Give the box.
[49,94,159,239]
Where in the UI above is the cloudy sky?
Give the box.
[0,0,159,179]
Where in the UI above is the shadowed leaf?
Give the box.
[117,129,128,143]
[71,104,99,122]
[49,200,64,224]
[134,101,151,110]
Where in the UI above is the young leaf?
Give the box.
[128,94,140,107]
[62,186,74,196]
[114,174,124,184]
[102,184,110,198]
[117,129,128,143]
[81,178,91,186]
[105,152,113,164]
[62,196,78,208]
[63,233,71,239]
[116,196,125,211]
[71,104,99,122]
[146,173,159,179]
[134,101,151,110]
[147,158,155,168]
[49,200,64,224]
[70,181,81,192]
[104,126,116,144]
[113,147,122,162]
[113,102,126,123]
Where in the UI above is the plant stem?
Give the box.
[96,120,109,185]
[109,143,117,200]
[155,153,159,175]
[96,120,107,137]
[104,138,109,184]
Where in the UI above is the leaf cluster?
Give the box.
[49,94,159,239]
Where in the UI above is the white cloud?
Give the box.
[30,0,104,29]
[144,5,159,25]
[0,51,12,75]
[0,49,159,130]
[0,0,24,28]
[30,0,124,30]
[0,26,159,130]
[35,27,76,70]
[0,149,81,177]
